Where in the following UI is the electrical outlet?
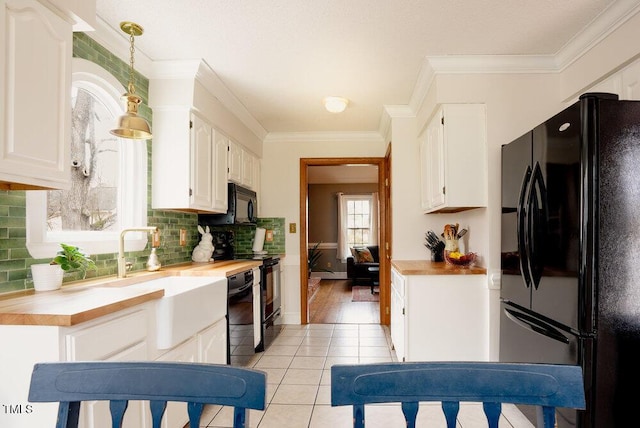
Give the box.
[152,230,161,247]
[289,223,297,233]
[179,229,187,246]
[327,262,331,268]
[265,229,274,242]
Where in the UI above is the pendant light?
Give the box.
[110,21,152,140]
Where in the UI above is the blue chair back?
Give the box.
[28,361,266,428]
[331,362,585,428]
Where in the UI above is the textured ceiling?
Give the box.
[95,0,624,135]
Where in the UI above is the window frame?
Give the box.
[26,58,150,259]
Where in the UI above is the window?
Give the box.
[26,59,149,258]
[346,199,371,247]
[337,193,379,261]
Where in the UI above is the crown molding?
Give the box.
[555,0,640,71]
[263,131,384,144]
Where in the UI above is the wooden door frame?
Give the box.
[299,156,391,325]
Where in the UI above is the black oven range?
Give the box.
[213,231,282,358]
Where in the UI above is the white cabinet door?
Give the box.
[421,110,445,211]
[190,114,214,209]
[213,131,229,211]
[228,139,243,183]
[390,272,405,362]
[0,0,71,190]
[78,342,148,428]
[242,150,255,189]
[228,139,259,190]
[198,318,227,364]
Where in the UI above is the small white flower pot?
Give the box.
[31,264,64,291]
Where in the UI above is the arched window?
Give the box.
[26,58,149,258]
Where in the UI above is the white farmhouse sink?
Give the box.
[142,276,227,349]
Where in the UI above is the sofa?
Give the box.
[346,245,379,285]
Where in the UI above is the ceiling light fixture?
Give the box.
[323,96,349,113]
[110,21,152,140]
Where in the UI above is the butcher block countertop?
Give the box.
[392,260,487,276]
[0,260,262,327]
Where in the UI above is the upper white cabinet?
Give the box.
[0,0,73,190]
[150,110,228,213]
[420,104,487,213]
[228,139,258,190]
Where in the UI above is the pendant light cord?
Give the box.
[127,30,136,95]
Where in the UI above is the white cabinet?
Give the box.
[0,0,72,190]
[420,104,487,213]
[228,139,259,191]
[390,267,488,362]
[151,110,228,213]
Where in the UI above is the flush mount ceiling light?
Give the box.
[323,96,349,113]
[110,21,152,140]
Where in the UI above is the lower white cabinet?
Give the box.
[390,267,489,362]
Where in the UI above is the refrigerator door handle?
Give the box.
[528,162,549,290]
[517,166,533,288]
[504,307,570,344]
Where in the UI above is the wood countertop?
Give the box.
[0,260,263,327]
[391,260,487,276]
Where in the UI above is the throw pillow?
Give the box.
[353,247,374,263]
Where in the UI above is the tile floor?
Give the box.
[196,323,534,428]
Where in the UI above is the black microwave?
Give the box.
[199,183,257,225]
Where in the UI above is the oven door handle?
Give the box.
[228,283,252,297]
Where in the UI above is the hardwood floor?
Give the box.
[309,279,380,324]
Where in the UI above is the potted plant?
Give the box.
[307,242,334,278]
[31,244,96,291]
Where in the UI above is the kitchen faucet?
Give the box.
[118,227,159,278]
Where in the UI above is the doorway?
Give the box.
[299,156,390,325]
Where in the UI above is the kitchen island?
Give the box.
[390,260,488,363]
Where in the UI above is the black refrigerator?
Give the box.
[500,92,640,428]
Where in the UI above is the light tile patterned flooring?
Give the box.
[196,323,534,428]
